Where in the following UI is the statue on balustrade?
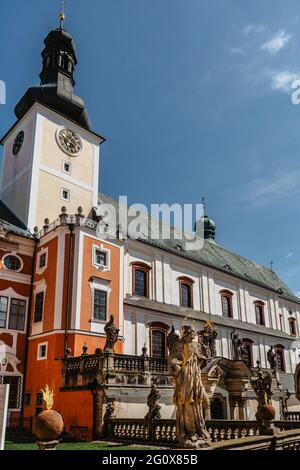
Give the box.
[267,346,277,370]
[104,315,120,352]
[144,385,161,424]
[167,324,211,449]
[197,320,218,359]
[231,330,243,360]
[251,368,277,434]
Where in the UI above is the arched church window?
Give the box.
[149,322,169,358]
[220,290,233,318]
[254,301,265,326]
[132,262,151,298]
[178,277,194,308]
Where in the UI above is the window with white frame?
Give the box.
[8,298,26,330]
[0,296,8,328]
[61,188,70,202]
[93,245,110,270]
[37,342,48,360]
[0,295,26,331]
[2,375,22,409]
[93,289,107,321]
[34,292,44,323]
[62,161,71,174]
[36,249,48,274]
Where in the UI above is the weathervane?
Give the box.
[59,1,66,29]
[270,260,274,271]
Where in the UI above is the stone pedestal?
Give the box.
[92,388,106,440]
[36,440,59,450]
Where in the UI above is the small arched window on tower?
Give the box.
[241,339,253,367]
[220,290,233,318]
[149,322,169,358]
[254,301,265,326]
[131,262,151,298]
[275,344,286,372]
[178,277,194,308]
[288,317,297,336]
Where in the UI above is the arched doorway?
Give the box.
[210,397,225,419]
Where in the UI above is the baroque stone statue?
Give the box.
[267,346,277,369]
[231,329,243,360]
[250,368,277,434]
[198,320,218,359]
[144,385,161,424]
[168,324,211,449]
[104,315,120,352]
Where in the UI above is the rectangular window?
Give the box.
[93,289,107,321]
[61,188,70,201]
[8,298,26,331]
[3,376,21,409]
[221,295,232,318]
[94,249,107,267]
[0,296,8,328]
[151,330,166,358]
[63,161,71,174]
[180,284,191,308]
[34,292,44,323]
[38,343,47,360]
[134,270,147,297]
[255,305,264,326]
[39,253,47,269]
[289,320,296,336]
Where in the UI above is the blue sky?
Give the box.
[1,0,300,294]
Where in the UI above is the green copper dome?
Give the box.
[202,214,216,240]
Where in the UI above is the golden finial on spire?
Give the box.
[59,1,66,29]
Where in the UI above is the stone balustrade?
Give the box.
[61,352,171,390]
[285,411,300,421]
[104,418,300,446]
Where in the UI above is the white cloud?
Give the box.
[229,46,245,55]
[286,252,294,258]
[271,70,300,93]
[261,30,291,53]
[243,24,266,35]
[238,168,300,206]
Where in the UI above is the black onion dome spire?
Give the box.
[15,22,91,130]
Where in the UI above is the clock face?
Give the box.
[12,131,24,156]
[57,128,82,156]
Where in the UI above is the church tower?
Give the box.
[0,10,104,231]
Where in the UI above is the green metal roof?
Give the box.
[0,200,32,238]
[98,192,300,305]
